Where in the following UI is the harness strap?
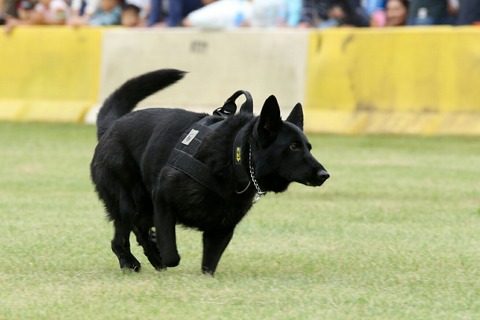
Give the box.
[165,89,254,196]
[167,148,221,195]
[166,116,224,194]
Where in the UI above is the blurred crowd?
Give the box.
[1,0,479,33]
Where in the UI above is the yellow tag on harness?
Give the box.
[235,147,242,163]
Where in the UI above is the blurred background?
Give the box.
[1,0,479,135]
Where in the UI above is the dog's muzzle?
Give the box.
[307,169,330,187]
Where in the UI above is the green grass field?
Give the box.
[0,121,479,319]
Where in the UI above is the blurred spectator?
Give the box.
[183,0,251,28]
[5,0,68,32]
[33,0,68,24]
[385,0,408,26]
[125,0,148,18]
[168,0,203,27]
[69,0,146,26]
[147,0,167,26]
[183,0,303,29]
[407,0,448,25]
[300,0,369,28]
[88,0,122,25]
[17,0,37,20]
[0,0,5,24]
[342,0,370,26]
[251,0,291,27]
[456,0,480,25]
[285,0,302,26]
[322,4,348,27]
[447,0,458,24]
[362,0,386,26]
[1,0,19,21]
[3,0,37,28]
[2,0,479,29]
[250,0,302,28]
[362,0,385,16]
[69,0,99,26]
[369,9,385,26]
[300,0,335,27]
[251,0,285,27]
[121,2,143,26]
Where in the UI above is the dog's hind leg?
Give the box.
[130,183,165,270]
[133,215,165,270]
[110,191,142,272]
[111,220,141,272]
[201,228,235,275]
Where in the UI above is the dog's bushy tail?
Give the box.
[96,69,186,140]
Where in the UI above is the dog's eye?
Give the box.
[289,143,299,152]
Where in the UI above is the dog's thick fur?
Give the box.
[90,69,329,275]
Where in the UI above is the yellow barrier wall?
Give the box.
[0,27,102,122]
[305,27,480,135]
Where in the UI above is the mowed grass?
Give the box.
[0,121,479,320]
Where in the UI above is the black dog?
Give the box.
[90,69,329,275]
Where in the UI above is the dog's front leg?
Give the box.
[201,228,235,275]
[153,198,180,268]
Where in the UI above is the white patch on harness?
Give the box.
[181,129,199,145]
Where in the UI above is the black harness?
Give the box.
[166,90,253,195]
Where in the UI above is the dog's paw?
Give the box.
[147,254,166,270]
[119,257,142,272]
[201,267,215,277]
[163,253,181,268]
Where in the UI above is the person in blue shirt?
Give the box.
[300,0,369,27]
[285,0,302,26]
[89,0,122,25]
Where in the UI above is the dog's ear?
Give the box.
[286,103,304,131]
[257,95,282,147]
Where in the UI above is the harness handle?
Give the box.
[214,90,254,117]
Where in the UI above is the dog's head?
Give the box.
[252,95,329,193]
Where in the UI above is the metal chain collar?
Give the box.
[249,146,265,202]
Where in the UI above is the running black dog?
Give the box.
[90,69,329,275]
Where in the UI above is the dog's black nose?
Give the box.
[317,170,330,180]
